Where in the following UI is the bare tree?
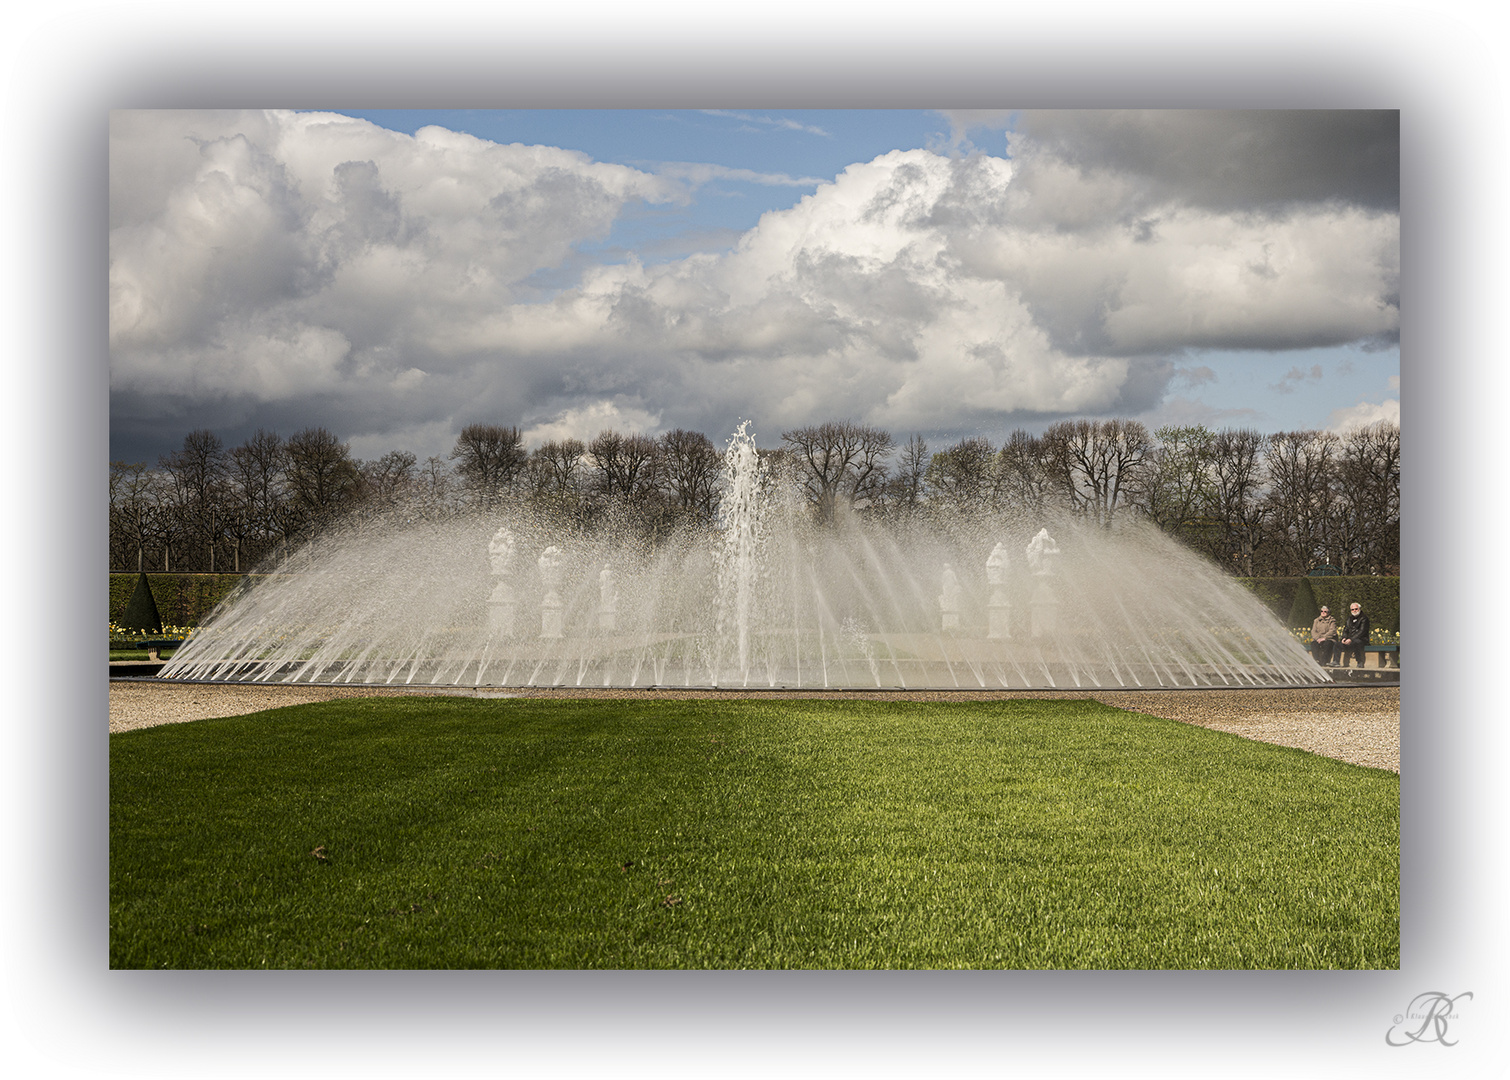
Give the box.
[147,468,184,572]
[995,430,1056,517]
[524,438,588,524]
[110,461,156,572]
[780,420,894,523]
[1333,421,1400,574]
[1263,430,1339,575]
[360,450,418,502]
[659,428,723,520]
[588,430,662,501]
[414,456,461,519]
[450,424,527,510]
[286,427,361,527]
[885,434,929,515]
[159,429,229,571]
[1041,419,1153,526]
[1208,429,1268,575]
[1143,426,1218,543]
[225,429,287,571]
[924,436,997,512]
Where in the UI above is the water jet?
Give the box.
[162,425,1328,690]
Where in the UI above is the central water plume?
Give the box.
[162,427,1328,690]
[717,421,766,679]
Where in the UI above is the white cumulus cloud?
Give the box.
[110,111,1401,462]
[1327,398,1400,433]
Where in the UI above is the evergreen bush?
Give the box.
[119,572,163,634]
[1287,577,1320,629]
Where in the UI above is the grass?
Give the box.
[109,698,1398,969]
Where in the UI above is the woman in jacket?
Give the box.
[1311,606,1338,666]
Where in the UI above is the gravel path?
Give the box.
[109,681,1399,773]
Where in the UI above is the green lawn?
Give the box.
[110,697,1398,969]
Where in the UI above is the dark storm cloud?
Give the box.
[1003,110,1398,213]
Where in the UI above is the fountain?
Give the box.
[161,425,1329,690]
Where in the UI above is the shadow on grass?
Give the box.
[110,697,1398,969]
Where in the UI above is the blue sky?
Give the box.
[110,108,1399,464]
[334,109,958,264]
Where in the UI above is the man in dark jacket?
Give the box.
[1340,602,1371,668]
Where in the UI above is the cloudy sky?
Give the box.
[109,108,1399,465]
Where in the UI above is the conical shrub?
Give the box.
[1287,576,1320,629]
[120,572,162,634]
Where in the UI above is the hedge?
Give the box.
[1236,576,1399,632]
[109,574,252,628]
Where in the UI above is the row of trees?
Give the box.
[110,418,1399,577]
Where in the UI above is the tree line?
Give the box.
[110,418,1399,577]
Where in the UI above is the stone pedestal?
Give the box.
[985,542,1011,641]
[939,563,962,632]
[598,565,618,632]
[1029,581,1059,639]
[539,546,565,639]
[987,590,1012,640]
[488,582,517,638]
[541,598,564,639]
[487,527,518,638]
[1025,529,1060,640]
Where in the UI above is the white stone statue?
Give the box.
[487,527,518,636]
[986,542,1012,640]
[537,546,563,589]
[939,563,962,630]
[598,564,618,632]
[986,542,1010,585]
[1026,528,1060,576]
[488,527,516,576]
[1025,529,1060,638]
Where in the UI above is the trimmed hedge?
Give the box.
[118,572,163,633]
[1286,577,1321,629]
[1237,576,1399,632]
[109,574,251,628]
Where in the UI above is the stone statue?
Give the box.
[1025,529,1060,638]
[939,563,962,631]
[598,564,618,632]
[488,527,516,576]
[487,527,518,636]
[1026,528,1060,576]
[986,542,1010,586]
[986,542,1011,640]
[538,546,565,639]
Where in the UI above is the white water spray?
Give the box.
[162,426,1329,689]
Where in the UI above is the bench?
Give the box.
[110,638,183,661]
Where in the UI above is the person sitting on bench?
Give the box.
[1311,606,1338,666]
[1340,602,1371,668]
